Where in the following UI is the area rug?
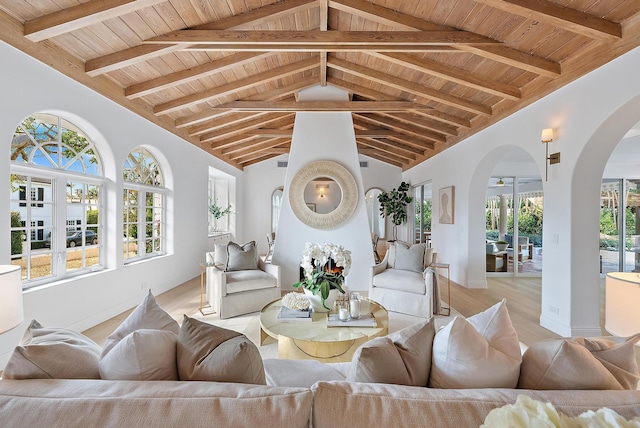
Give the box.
[190,305,462,360]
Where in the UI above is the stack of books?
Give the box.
[277,306,313,322]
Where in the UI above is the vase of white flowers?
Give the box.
[293,242,351,312]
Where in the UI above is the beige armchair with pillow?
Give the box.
[369,241,438,318]
[206,241,281,319]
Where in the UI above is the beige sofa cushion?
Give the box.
[225,270,277,293]
[429,299,521,388]
[310,382,640,428]
[371,269,425,294]
[0,379,313,428]
[264,359,346,387]
[518,334,640,390]
[102,291,179,358]
[347,319,434,386]
[177,315,265,384]
[3,320,101,380]
[99,329,178,381]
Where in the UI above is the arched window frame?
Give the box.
[122,147,167,263]
[9,113,105,288]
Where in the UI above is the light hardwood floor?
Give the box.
[84,274,604,348]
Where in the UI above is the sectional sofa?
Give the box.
[0,368,639,427]
[1,293,638,427]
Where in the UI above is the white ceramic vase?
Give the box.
[304,288,340,313]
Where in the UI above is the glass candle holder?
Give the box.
[349,292,361,319]
[338,301,350,321]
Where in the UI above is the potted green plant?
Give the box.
[209,200,232,232]
[495,241,509,252]
[377,181,413,241]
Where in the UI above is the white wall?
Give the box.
[243,131,401,289]
[0,41,242,368]
[270,86,378,290]
[404,45,640,337]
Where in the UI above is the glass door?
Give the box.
[600,179,640,274]
[486,177,543,275]
[412,183,432,245]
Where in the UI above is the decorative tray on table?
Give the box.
[326,313,377,328]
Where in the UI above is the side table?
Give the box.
[431,262,451,316]
[198,262,220,316]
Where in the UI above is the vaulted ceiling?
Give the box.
[1,0,639,170]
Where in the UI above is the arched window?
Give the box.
[9,113,104,287]
[123,147,166,263]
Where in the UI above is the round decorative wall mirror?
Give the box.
[289,160,357,229]
[365,187,385,239]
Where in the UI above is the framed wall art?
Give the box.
[439,186,454,224]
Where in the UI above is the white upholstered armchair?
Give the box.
[370,242,438,318]
[206,241,281,319]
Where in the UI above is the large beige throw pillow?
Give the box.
[101,291,179,358]
[393,242,426,273]
[177,315,265,384]
[347,318,435,386]
[518,334,640,390]
[225,241,258,272]
[429,299,521,388]
[3,320,101,379]
[99,329,178,380]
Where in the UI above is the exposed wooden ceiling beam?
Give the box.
[225,138,291,157]
[356,138,418,161]
[376,112,459,137]
[354,113,444,145]
[203,113,295,144]
[205,134,260,150]
[211,100,426,112]
[329,58,492,116]
[188,112,270,137]
[85,0,316,76]
[327,77,472,129]
[329,0,561,77]
[125,52,275,99]
[368,52,521,100]
[185,44,457,52]
[24,0,165,42]
[243,129,294,137]
[176,77,317,128]
[473,0,622,41]
[154,57,319,115]
[242,128,416,137]
[146,30,502,46]
[319,0,328,87]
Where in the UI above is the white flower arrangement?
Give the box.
[293,242,352,310]
[299,242,352,280]
[481,395,640,428]
[281,292,310,311]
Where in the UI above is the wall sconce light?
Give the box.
[496,178,505,186]
[316,184,329,198]
[541,128,560,181]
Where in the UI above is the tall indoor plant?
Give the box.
[378,181,413,241]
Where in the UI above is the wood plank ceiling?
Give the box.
[1,0,640,170]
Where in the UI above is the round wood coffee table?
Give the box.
[259,298,388,362]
